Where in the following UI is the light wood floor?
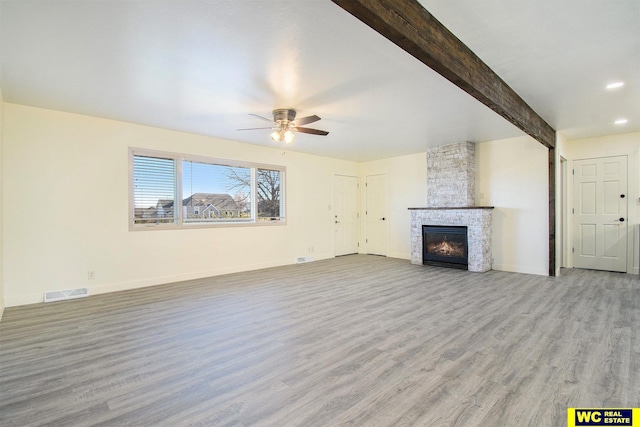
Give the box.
[1,255,638,426]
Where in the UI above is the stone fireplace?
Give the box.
[410,142,493,272]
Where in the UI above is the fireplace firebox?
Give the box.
[422,225,468,269]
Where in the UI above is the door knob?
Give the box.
[335,220,340,224]
[621,194,626,198]
[380,217,386,221]
[619,218,625,222]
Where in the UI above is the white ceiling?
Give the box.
[1,0,638,162]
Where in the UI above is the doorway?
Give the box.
[572,155,628,272]
[561,156,568,269]
[365,174,388,256]
[333,175,359,256]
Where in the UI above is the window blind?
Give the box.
[132,155,177,224]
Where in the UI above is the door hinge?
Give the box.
[358,242,360,247]
[366,238,368,243]
[572,208,575,214]
[572,169,575,175]
[572,247,575,253]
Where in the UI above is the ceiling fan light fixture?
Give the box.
[240,108,327,143]
[283,129,295,144]
[270,130,282,142]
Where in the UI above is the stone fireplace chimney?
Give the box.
[427,141,475,207]
[409,141,493,272]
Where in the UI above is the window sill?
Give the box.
[130,220,286,231]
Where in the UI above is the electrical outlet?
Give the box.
[88,271,95,280]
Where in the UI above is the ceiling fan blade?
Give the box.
[237,126,276,131]
[294,114,321,126]
[295,127,329,136]
[249,113,276,124]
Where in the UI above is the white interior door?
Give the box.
[365,174,388,256]
[573,156,628,272]
[334,175,359,256]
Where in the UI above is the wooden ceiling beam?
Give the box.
[331,0,556,149]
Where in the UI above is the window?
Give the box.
[130,148,285,228]
[257,168,282,221]
[132,154,177,225]
[182,160,251,224]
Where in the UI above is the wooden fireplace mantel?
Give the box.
[408,206,495,210]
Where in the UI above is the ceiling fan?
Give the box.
[238,108,329,144]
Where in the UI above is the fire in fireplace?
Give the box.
[422,225,468,269]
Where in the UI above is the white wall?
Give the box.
[556,132,569,275]
[3,104,358,306]
[0,89,4,319]
[359,153,427,259]
[1,102,586,307]
[476,136,550,275]
[563,131,640,274]
[563,131,640,160]
[358,140,551,275]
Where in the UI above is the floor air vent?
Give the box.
[296,256,314,264]
[44,288,89,303]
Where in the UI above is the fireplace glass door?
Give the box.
[422,225,468,269]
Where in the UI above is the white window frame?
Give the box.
[129,148,286,230]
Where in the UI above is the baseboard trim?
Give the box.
[6,254,335,307]
[387,252,411,260]
[492,263,548,276]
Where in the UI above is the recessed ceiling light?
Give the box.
[606,81,624,89]
[614,118,628,125]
